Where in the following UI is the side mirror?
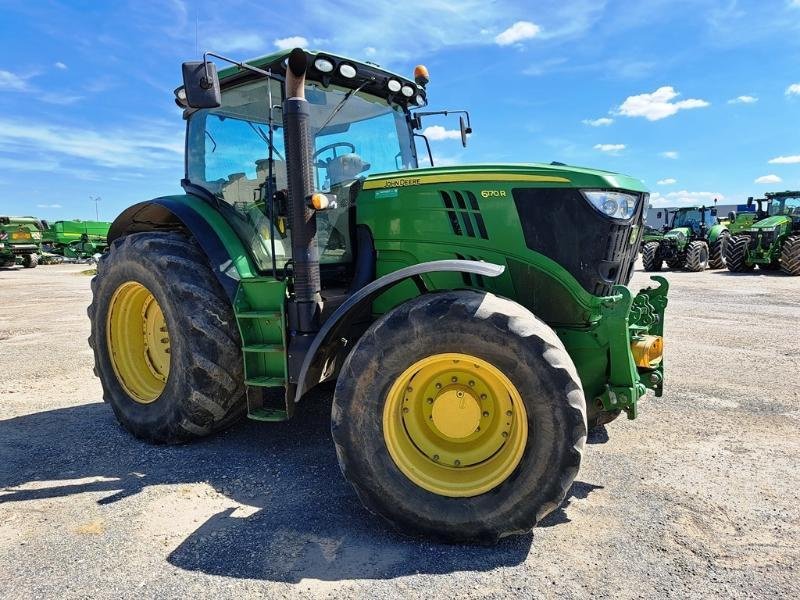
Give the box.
[181,61,221,109]
[747,196,754,207]
[728,211,736,223]
[459,115,469,148]
[710,207,718,216]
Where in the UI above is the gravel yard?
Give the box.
[1,262,798,599]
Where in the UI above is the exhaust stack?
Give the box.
[283,48,322,332]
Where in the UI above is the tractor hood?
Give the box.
[664,227,691,239]
[750,215,790,230]
[363,163,648,193]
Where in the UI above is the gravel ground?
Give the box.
[1,262,798,599]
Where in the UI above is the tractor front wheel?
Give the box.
[22,253,38,268]
[781,235,800,275]
[88,231,245,443]
[709,232,729,269]
[332,290,586,543]
[725,235,753,272]
[641,242,662,271]
[685,241,710,272]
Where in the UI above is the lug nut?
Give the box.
[506,410,512,416]
[433,454,439,461]
[480,394,487,400]
[451,376,458,383]
[482,411,489,417]
[468,380,475,387]
[454,459,461,466]
[502,431,509,438]
[402,407,409,414]
[435,383,442,390]
[427,397,434,404]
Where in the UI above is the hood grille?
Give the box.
[439,191,489,240]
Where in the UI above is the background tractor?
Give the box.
[88,47,667,542]
[725,191,800,275]
[641,205,729,272]
[722,196,767,235]
[42,219,111,260]
[0,216,43,268]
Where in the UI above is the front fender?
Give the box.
[708,224,728,244]
[294,260,505,403]
[108,195,258,301]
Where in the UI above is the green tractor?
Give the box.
[641,205,729,272]
[88,48,668,542]
[42,219,112,260]
[722,197,766,236]
[725,191,800,275]
[0,216,43,268]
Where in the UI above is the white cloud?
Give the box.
[37,204,62,209]
[582,117,613,127]
[755,174,782,184]
[38,94,84,106]
[768,155,800,164]
[273,36,309,51]
[594,143,625,153]
[495,21,541,45]
[616,86,710,121]
[0,69,31,92]
[0,118,183,170]
[423,125,463,141]
[786,83,800,96]
[650,190,725,208]
[657,178,677,185]
[54,62,68,70]
[661,151,679,159]
[432,154,461,167]
[728,95,758,104]
[364,46,377,56]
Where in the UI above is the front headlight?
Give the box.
[581,191,638,220]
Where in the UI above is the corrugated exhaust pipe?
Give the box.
[283,48,322,332]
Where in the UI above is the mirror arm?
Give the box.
[202,51,273,83]
[411,109,472,132]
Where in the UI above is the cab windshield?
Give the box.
[671,208,716,232]
[186,77,415,271]
[768,196,800,216]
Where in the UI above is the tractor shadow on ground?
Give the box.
[0,395,611,582]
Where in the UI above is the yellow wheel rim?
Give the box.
[106,281,170,404]
[383,353,528,497]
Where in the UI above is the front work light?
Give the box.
[401,84,415,97]
[339,63,357,78]
[314,57,335,73]
[581,191,638,220]
[387,79,402,93]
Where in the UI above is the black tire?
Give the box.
[22,253,38,268]
[684,241,709,272]
[88,231,245,443]
[641,242,662,271]
[331,290,587,543]
[709,232,729,269]
[725,235,753,272]
[781,235,800,276]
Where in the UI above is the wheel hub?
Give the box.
[383,353,527,497]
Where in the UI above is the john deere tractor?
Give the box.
[0,216,43,268]
[725,191,800,275]
[641,205,729,272]
[88,48,667,542]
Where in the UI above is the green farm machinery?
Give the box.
[0,216,44,268]
[42,219,111,260]
[642,206,729,272]
[88,47,667,542]
[726,191,800,275]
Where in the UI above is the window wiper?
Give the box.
[318,81,368,133]
[205,131,217,153]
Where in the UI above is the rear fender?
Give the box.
[108,195,258,302]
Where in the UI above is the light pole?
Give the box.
[90,195,101,220]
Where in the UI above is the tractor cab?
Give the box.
[669,206,718,235]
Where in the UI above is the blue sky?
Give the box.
[1,0,799,221]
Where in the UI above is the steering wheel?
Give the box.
[313,142,356,166]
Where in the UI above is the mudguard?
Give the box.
[707,223,728,244]
[294,260,505,403]
[107,195,258,302]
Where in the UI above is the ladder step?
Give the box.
[242,344,284,353]
[245,376,286,387]
[247,407,289,422]
[237,310,282,319]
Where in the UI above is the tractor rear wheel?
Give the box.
[22,253,38,268]
[332,290,586,543]
[781,235,800,276]
[641,242,662,271]
[725,235,753,272]
[684,241,709,272]
[88,231,245,443]
[709,232,729,269]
